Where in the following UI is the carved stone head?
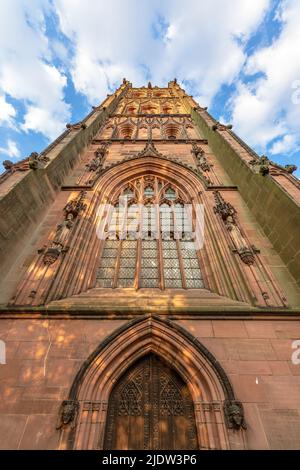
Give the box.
[56,400,79,430]
[3,160,14,170]
[224,400,247,431]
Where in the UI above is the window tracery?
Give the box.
[96,176,204,290]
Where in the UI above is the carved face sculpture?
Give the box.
[229,404,243,428]
[61,402,75,425]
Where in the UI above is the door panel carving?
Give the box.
[104,354,198,450]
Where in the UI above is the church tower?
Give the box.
[0,79,299,450]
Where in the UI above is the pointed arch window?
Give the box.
[96,176,204,290]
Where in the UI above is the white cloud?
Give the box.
[0,139,20,159]
[54,0,160,104]
[230,0,300,158]
[0,95,16,127]
[0,0,70,140]
[54,0,270,106]
[1,0,299,168]
[270,134,298,155]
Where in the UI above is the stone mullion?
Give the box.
[157,203,165,290]
[113,240,123,289]
[191,198,211,291]
[135,202,144,289]
[174,204,187,289]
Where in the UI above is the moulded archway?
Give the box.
[58,315,247,450]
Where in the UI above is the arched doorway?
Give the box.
[103,354,198,450]
[57,315,247,450]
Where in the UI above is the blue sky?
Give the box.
[0,0,299,176]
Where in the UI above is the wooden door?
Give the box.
[103,354,198,450]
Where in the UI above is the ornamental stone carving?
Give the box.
[213,191,257,266]
[212,122,233,131]
[224,400,247,431]
[28,151,50,170]
[42,191,86,265]
[56,400,79,430]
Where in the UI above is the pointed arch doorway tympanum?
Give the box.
[57,316,247,450]
[103,354,198,450]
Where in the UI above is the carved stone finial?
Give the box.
[123,77,127,84]
[285,164,297,174]
[148,81,152,89]
[56,400,79,430]
[212,122,232,131]
[28,152,40,170]
[3,160,14,171]
[137,140,165,159]
[28,151,50,170]
[259,155,270,175]
[174,78,177,84]
[66,122,87,131]
[213,191,236,223]
[224,400,247,431]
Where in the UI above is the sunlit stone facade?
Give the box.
[0,79,299,449]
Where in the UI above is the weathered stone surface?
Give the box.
[0,80,299,450]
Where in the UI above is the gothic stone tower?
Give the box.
[0,79,300,450]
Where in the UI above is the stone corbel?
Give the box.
[66,121,87,131]
[249,155,270,175]
[2,159,30,173]
[56,400,79,430]
[28,151,50,170]
[284,164,297,174]
[224,400,247,431]
[193,106,208,111]
[212,122,233,131]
